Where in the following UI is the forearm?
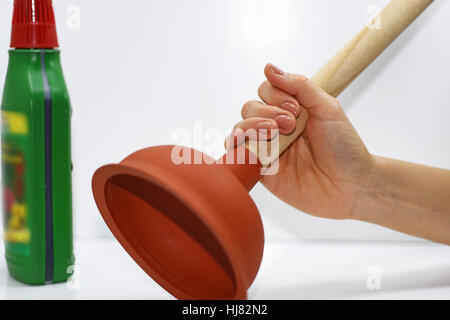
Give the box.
[352,156,450,244]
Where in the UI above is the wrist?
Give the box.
[348,155,386,221]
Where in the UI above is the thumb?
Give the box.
[264,63,340,117]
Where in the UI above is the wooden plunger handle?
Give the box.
[247,0,433,167]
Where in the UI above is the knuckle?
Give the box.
[233,120,245,130]
[295,74,310,85]
[241,102,251,118]
[258,81,270,97]
[241,101,254,119]
[292,74,312,96]
[241,100,259,118]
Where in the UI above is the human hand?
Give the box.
[229,64,374,220]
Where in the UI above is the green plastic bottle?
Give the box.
[1,0,74,284]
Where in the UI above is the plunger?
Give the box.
[92,0,432,300]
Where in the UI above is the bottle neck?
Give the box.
[7,49,62,78]
[8,49,61,61]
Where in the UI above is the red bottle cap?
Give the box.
[10,0,59,49]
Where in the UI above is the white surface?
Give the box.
[1,237,449,300]
[0,0,449,242]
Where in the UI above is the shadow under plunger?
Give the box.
[91,0,433,300]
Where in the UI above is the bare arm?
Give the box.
[354,156,450,244]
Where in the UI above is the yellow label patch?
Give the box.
[1,111,28,135]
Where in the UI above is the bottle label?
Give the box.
[1,111,30,255]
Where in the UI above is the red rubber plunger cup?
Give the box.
[92,145,264,300]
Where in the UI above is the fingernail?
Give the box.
[274,115,295,132]
[280,102,300,118]
[269,63,285,76]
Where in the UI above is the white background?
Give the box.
[0,0,449,242]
